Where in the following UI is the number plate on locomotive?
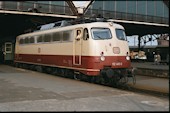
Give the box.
[112,62,122,66]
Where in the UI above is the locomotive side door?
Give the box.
[73,28,83,65]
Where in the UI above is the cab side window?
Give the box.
[83,28,89,40]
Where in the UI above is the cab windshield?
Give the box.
[115,29,127,41]
[91,28,112,40]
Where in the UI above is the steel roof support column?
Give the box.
[0,1,3,9]
[65,1,78,16]
[138,35,143,52]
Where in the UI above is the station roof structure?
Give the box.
[163,0,169,8]
[60,0,169,36]
[0,0,169,39]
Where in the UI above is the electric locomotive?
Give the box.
[14,18,134,85]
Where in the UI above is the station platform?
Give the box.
[128,75,169,95]
[128,62,169,95]
[131,62,169,78]
[131,62,169,71]
[0,63,169,96]
[0,64,169,111]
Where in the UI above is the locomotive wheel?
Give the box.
[22,64,28,69]
[63,69,72,78]
[14,62,19,68]
[44,67,52,74]
[74,74,81,80]
[51,67,59,75]
[58,68,65,77]
[85,76,93,83]
[66,69,74,79]
[88,76,96,83]
[35,65,43,72]
[119,74,128,85]
[95,75,105,85]
[17,63,21,68]
[29,65,36,71]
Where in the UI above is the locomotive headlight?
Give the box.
[126,56,130,60]
[100,52,105,61]
[126,52,130,60]
[101,56,105,61]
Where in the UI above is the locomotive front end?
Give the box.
[90,22,133,85]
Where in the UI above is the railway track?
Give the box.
[116,84,169,99]
[52,70,168,99]
[13,63,168,99]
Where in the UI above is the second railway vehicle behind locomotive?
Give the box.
[14,19,133,85]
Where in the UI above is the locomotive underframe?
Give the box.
[14,61,135,86]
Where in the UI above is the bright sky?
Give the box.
[72,1,91,8]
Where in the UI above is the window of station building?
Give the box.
[51,1,65,14]
[63,30,73,42]
[155,1,164,17]
[137,1,146,15]
[44,34,52,42]
[116,1,126,13]
[5,2,17,10]
[92,1,103,11]
[147,1,155,16]
[51,1,64,6]
[127,1,136,14]
[52,32,61,42]
[103,1,115,11]
[37,1,49,4]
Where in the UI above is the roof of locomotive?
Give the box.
[17,18,124,38]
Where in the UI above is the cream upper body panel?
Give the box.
[15,22,129,56]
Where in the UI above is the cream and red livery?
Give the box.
[14,19,133,84]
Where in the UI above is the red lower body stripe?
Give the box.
[15,54,131,75]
